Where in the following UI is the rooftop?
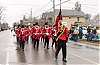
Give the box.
[85,19,100,27]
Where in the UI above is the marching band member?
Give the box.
[14,25,21,50]
[55,21,68,62]
[34,22,41,50]
[31,23,35,44]
[51,25,57,48]
[14,25,20,43]
[44,22,51,49]
[19,25,26,51]
[24,25,30,44]
[41,27,45,43]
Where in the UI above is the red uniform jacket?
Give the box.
[44,26,51,39]
[14,28,20,35]
[34,26,41,40]
[14,28,21,40]
[51,29,56,39]
[24,28,30,36]
[31,27,35,38]
[41,28,45,36]
[58,28,68,40]
[19,29,27,41]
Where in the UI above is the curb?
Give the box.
[68,40,100,50]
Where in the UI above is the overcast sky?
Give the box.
[0,0,99,26]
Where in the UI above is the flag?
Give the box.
[55,9,62,33]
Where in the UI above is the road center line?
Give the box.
[0,31,7,37]
[6,51,9,65]
[68,52,99,65]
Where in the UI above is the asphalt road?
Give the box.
[0,30,99,65]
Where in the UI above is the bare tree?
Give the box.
[85,14,92,20]
[74,1,81,11]
[93,14,99,20]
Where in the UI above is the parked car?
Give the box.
[4,28,7,30]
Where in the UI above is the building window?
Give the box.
[69,17,71,20]
[77,17,80,22]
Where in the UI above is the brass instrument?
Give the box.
[56,25,65,41]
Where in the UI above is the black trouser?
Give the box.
[79,33,82,39]
[26,35,29,42]
[31,36,33,40]
[20,40,25,50]
[56,39,66,59]
[16,37,20,45]
[11,30,12,32]
[32,38,35,43]
[52,38,56,48]
[17,37,19,43]
[44,36,49,49]
[34,39,39,49]
[41,35,44,43]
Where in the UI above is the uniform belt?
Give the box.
[20,35,24,36]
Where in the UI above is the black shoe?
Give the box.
[55,54,58,59]
[47,48,49,49]
[22,49,24,51]
[63,58,67,62]
[34,46,35,48]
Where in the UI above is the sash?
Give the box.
[56,27,65,41]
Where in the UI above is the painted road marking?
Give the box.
[68,52,99,65]
[0,31,7,37]
[6,51,9,65]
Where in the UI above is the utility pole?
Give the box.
[30,8,32,22]
[53,0,55,22]
[60,0,61,9]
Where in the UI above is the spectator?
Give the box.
[78,26,83,39]
[73,28,78,41]
[92,27,97,35]
[87,26,91,41]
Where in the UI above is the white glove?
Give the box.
[46,33,49,35]
[54,34,57,36]
[35,33,37,35]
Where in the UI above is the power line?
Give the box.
[68,2,99,6]
[0,1,52,19]
[67,2,99,10]
[82,5,99,10]
[55,0,70,7]
[0,3,52,6]
[81,4,99,6]
[1,1,98,6]
[35,0,70,18]
[45,0,70,12]
[33,1,52,14]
